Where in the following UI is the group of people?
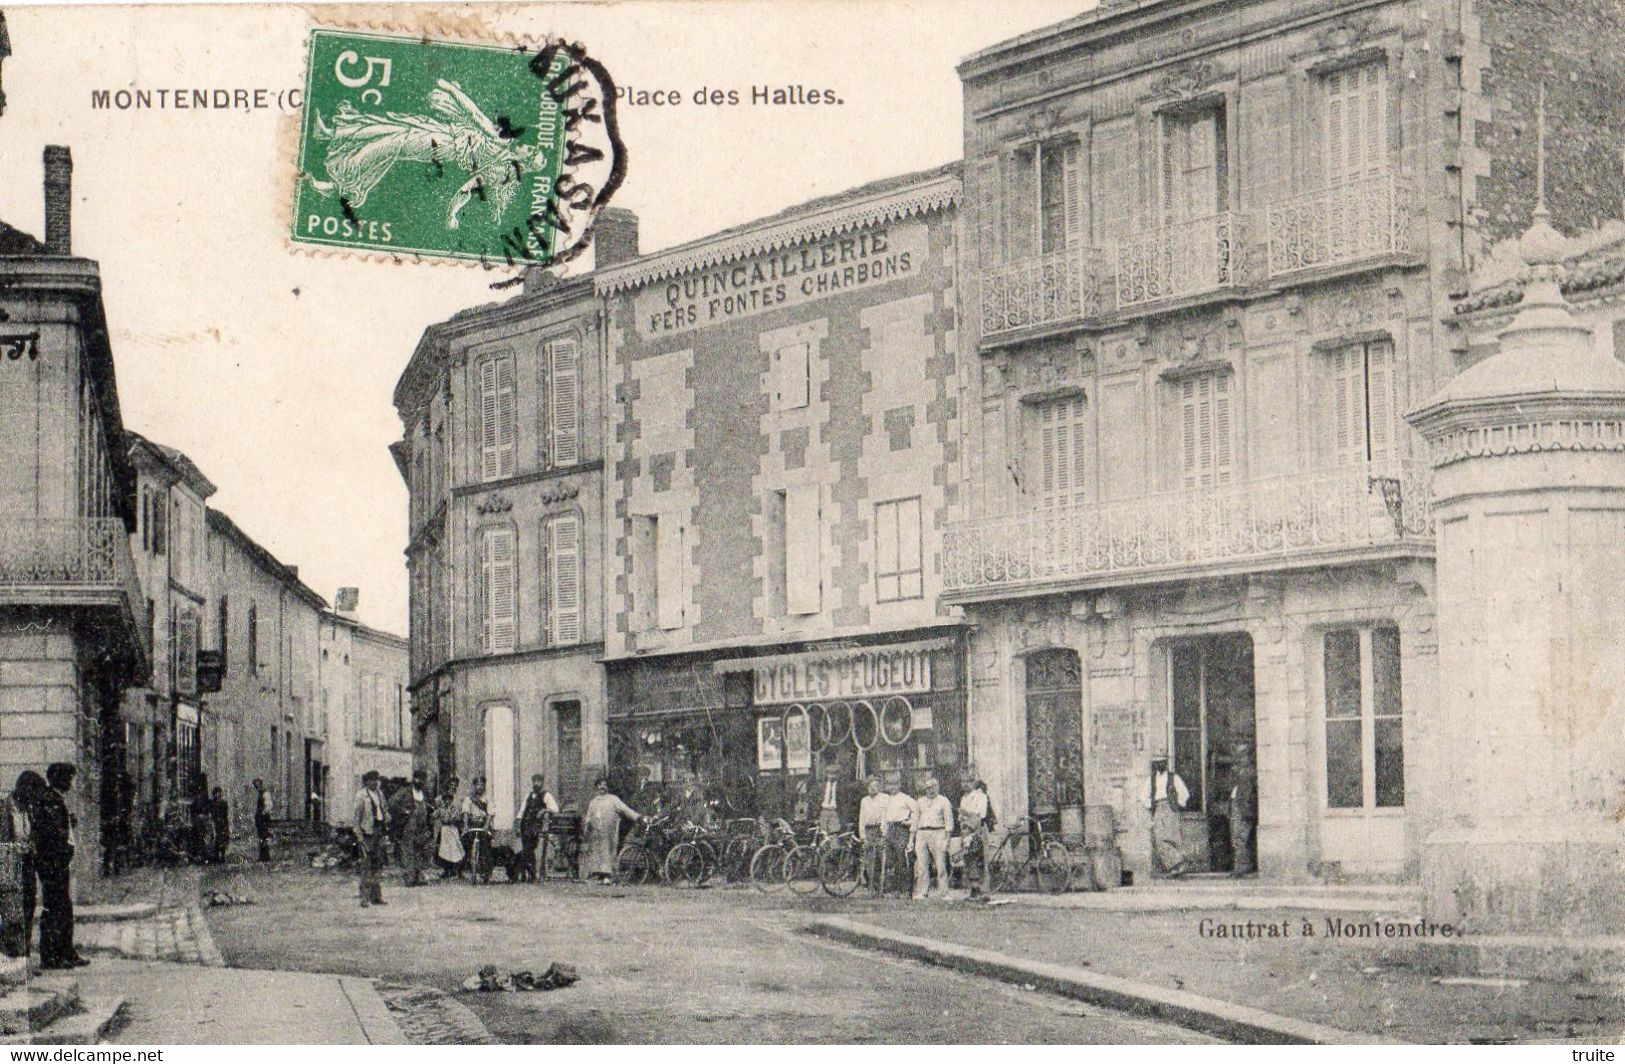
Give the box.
[0,763,90,970]
[1149,741,1258,877]
[853,771,997,901]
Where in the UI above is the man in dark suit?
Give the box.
[36,762,86,969]
[514,774,558,883]
[814,762,863,835]
[389,770,434,887]
[354,771,388,907]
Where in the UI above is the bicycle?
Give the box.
[716,818,761,884]
[463,827,494,885]
[748,818,800,893]
[616,807,680,885]
[662,821,722,888]
[781,823,830,896]
[815,829,869,897]
[988,815,1071,894]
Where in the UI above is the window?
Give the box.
[547,337,581,467]
[140,489,150,552]
[217,596,229,666]
[874,497,923,602]
[1091,119,1136,245]
[1329,339,1397,466]
[1323,61,1388,185]
[1323,626,1404,809]
[543,512,582,646]
[151,491,167,555]
[483,703,516,830]
[784,484,821,615]
[479,526,517,654]
[246,600,258,675]
[1010,138,1083,260]
[1036,396,1089,509]
[478,354,517,482]
[772,342,810,412]
[145,599,155,654]
[1162,107,1226,224]
[1179,372,1234,490]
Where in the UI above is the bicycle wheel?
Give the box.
[850,699,879,751]
[879,696,914,746]
[989,833,1029,893]
[616,841,652,885]
[663,842,707,888]
[822,700,852,748]
[722,836,754,883]
[750,844,786,893]
[784,844,821,895]
[819,838,863,897]
[1037,840,1072,894]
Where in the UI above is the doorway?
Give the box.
[553,700,582,812]
[1167,632,1255,872]
[1024,648,1084,832]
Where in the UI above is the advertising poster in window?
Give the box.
[785,709,811,771]
[756,716,784,771]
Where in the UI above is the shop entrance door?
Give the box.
[1167,633,1255,872]
[1024,649,1084,831]
[554,701,582,812]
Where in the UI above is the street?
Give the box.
[199,864,1216,1044]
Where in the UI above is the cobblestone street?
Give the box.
[199,864,1216,1044]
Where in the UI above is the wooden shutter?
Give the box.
[480,356,516,480]
[1092,119,1135,243]
[655,514,685,630]
[1330,348,1366,466]
[1366,340,1396,464]
[785,483,822,614]
[975,158,1000,266]
[1325,62,1387,185]
[482,527,516,653]
[1038,397,1088,509]
[1008,147,1038,260]
[175,610,197,697]
[1180,373,1234,489]
[550,338,580,467]
[1241,78,1291,210]
[1062,142,1085,247]
[548,514,582,645]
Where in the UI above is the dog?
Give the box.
[493,842,527,883]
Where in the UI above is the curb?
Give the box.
[77,902,160,924]
[805,916,1394,1045]
[338,976,411,1045]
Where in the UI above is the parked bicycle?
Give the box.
[616,807,682,885]
[663,821,722,888]
[989,815,1071,894]
[815,829,869,897]
[748,818,802,893]
[781,823,832,896]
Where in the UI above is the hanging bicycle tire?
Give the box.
[850,699,880,751]
[822,700,852,748]
[806,703,829,752]
[879,695,914,746]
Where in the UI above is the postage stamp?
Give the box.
[291,28,624,266]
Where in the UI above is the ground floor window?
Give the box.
[1323,625,1403,809]
[483,703,516,829]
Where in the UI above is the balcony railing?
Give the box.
[980,244,1105,337]
[0,517,129,587]
[1266,172,1412,277]
[1115,211,1247,309]
[942,462,1434,595]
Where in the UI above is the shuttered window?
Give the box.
[974,158,1000,266]
[1329,339,1397,466]
[1014,138,1086,259]
[1324,61,1388,185]
[1091,119,1136,244]
[1179,372,1234,490]
[548,337,581,467]
[175,609,198,697]
[1241,78,1292,211]
[545,513,582,646]
[785,483,822,615]
[655,513,686,630]
[479,354,516,482]
[1162,108,1224,223]
[480,526,517,654]
[1036,396,1089,509]
[773,342,810,411]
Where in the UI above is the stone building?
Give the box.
[0,146,147,884]
[943,0,1625,884]
[392,211,636,826]
[597,167,966,816]
[318,592,410,826]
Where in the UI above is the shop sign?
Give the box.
[636,220,928,338]
[753,647,932,706]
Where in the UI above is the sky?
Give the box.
[0,0,1090,633]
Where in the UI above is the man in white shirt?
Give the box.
[856,777,886,891]
[516,775,561,883]
[912,777,954,900]
[958,776,994,899]
[881,777,917,896]
[1150,758,1191,877]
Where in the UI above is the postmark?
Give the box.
[291,29,624,266]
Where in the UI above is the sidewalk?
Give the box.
[819,899,1625,1043]
[71,959,406,1044]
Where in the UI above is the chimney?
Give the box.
[43,146,71,256]
[334,587,360,616]
[593,207,639,268]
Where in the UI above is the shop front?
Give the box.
[607,629,968,822]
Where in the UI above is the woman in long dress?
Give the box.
[459,778,494,884]
[581,777,643,883]
[433,775,464,878]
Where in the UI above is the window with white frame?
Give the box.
[479,526,517,654]
[1322,61,1388,185]
[1328,338,1397,467]
[1035,395,1089,509]
[1323,625,1404,809]
[1179,372,1234,490]
[772,342,810,412]
[543,512,582,646]
[874,497,923,603]
[478,354,517,481]
[546,337,581,468]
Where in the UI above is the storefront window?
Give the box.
[1323,625,1404,810]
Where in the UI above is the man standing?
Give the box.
[515,774,558,883]
[390,771,434,887]
[880,776,917,896]
[912,777,953,900]
[354,771,388,907]
[36,763,86,969]
[209,786,229,863]
[1229,742,1258,876]
[252,778,273,861]
[581,777,642,883]
[856,777,885,892]
[815,763,844,836]
[958,776,995,899]
[1150,758,1191,877]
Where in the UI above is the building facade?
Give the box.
[393,213,633,826]
[597,167,967,817]
[319,598,411,827]
[0,146,148,884]
[945,0,1625,884]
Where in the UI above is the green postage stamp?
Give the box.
[292,29,623,265]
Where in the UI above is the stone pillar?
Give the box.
[1408,219,1625,936]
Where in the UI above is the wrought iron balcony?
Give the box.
[942,462,1434,597]
[1114,211,1248,309]
[1265,172,1414,278]
[0,515,146,633]
[980,244,1106,339]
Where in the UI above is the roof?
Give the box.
[205,508,327,611]
[0,221,46,256]
[1455,225,1625,317]
[323,610,407,649]
[125,431,218,498]
[595,160,961,294]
